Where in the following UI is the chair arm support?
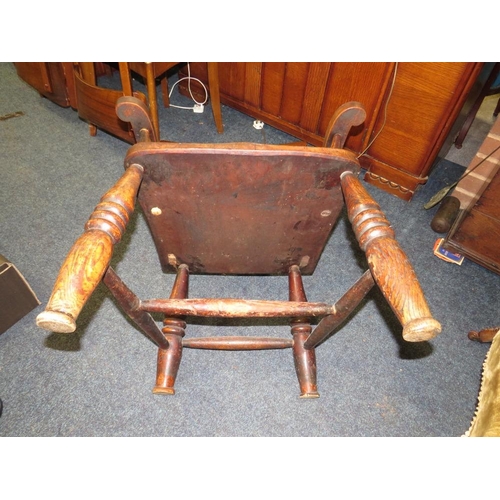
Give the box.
[341,171,442,342]
[36,164,144,333]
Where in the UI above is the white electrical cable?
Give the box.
[168,63,209,111]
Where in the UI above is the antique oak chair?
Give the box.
[36,97,441,398]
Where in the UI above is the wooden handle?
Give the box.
[341,171,441,342]
[36,164,144,333]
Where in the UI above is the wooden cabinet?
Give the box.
[443,115,500,275]
[179,62,483,200]
[14,62,77,108]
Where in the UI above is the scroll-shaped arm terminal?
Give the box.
[323,101,366,149]
[341,171,442,342]
[36,164,144,333]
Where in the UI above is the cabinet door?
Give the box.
[14,62,72,108]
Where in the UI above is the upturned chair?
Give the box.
[36,97,441,398]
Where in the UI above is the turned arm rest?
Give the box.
[341,171,442,342]
[36,164,144,333]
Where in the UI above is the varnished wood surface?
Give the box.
[341,171,441,342]
[35,98,442,397]
[180,62,391,151]
[127,142,360,275]
[74,69,138,143]
[36,164,144,333]
[14,62,70,107]
[140,298,335,317]
[179,62,482,200]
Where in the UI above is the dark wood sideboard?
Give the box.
[179,62,484,200]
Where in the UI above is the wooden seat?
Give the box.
[36,98,441,398]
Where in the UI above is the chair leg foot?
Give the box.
[152,386,175,395]
[153,330,184,395]
[293,328,320,398]
[300,392,320,399]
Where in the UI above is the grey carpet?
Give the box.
[1,62,498,437]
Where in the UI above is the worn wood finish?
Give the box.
[36,97,442,397]
[323,102,367,149]
[126,142,360,275]
[154,264,189,395]
[116,96,157,142]
[74,67,141,143]
[103,267,169,350]
[289,265,318,398]
[35,164,144,333]
[304,270,375,349]
[141,298,335,318]
[183,337,293,350]
[341,172,441,342]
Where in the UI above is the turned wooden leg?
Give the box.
[153,264,189,395]
[289,265,319,398]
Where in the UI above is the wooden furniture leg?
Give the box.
[144,63,160,139]
[153,264,189,395]
[207,62,224,134]
[161,77,170,107]
[289,265,319,398]
[469,327,500,343]
[77,62,98,137]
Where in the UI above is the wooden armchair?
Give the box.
[36,97,441,398]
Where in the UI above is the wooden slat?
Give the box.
[300,63,331,132]
[280,62,309,124]
[261,62,286,116]
[244,62,262,108]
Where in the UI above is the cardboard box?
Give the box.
[0,254,40,335]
